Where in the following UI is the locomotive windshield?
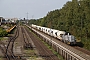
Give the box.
[65,32,71,35]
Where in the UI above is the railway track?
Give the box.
[73,46,90,56]
[21,26,33,49]
[0,42,10,60]
[5,26,19,60]
[24,26,59,60]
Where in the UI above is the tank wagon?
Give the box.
[31,24,76,45]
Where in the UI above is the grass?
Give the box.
[24,49,35,55]
[27,57,44,60]
[0,58,2,60]
[0,37,8,41]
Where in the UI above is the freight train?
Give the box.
[31,24,76,45]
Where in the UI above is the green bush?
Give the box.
[0,27,8,37]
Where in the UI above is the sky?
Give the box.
[0,0,72,19]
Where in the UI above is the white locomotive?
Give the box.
[31,24,76,45]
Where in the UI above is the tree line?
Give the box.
[28,0,90,50]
